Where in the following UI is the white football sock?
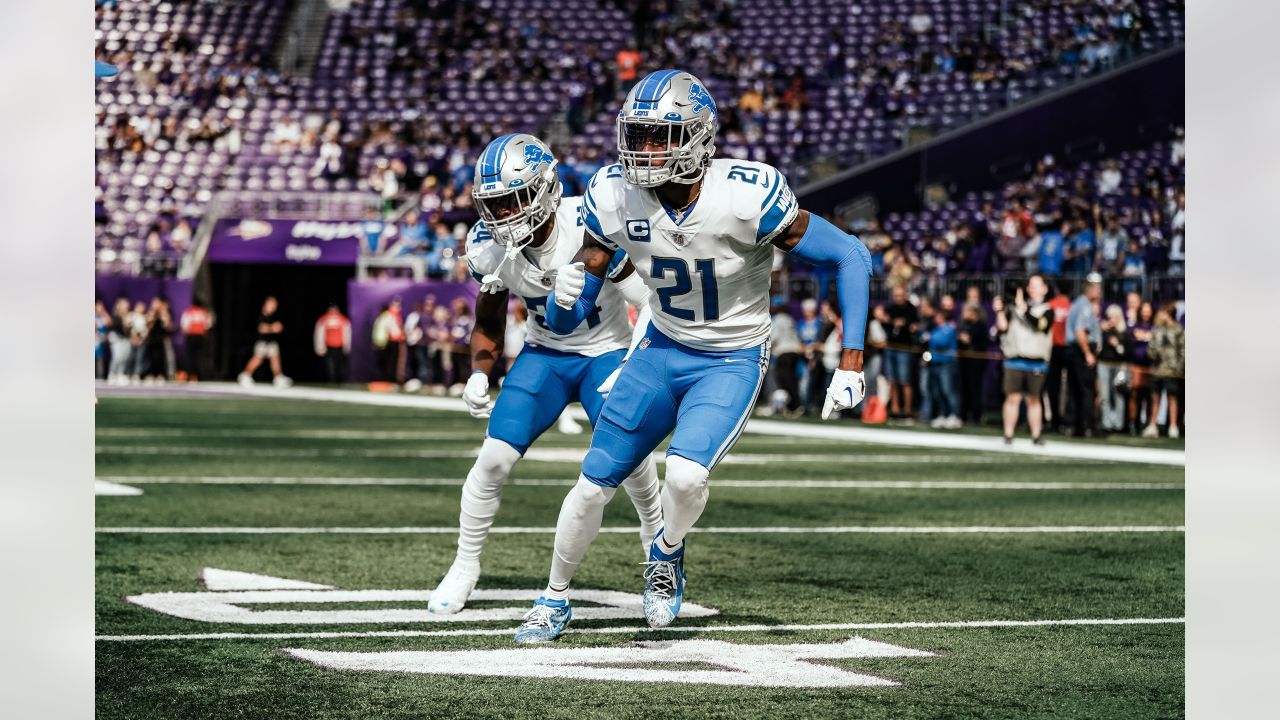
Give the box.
[659,455,710,549]
[620,455,662,553]
[454,437,521,570]
[545,474,616,597]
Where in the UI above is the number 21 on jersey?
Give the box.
[650,256,719,322]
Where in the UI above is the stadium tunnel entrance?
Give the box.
[209,263,354,383]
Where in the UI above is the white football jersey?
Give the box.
[466,196,632,357]
[581,158,798,351]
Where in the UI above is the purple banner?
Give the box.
[207,218,364,265]
[347,279,479,382]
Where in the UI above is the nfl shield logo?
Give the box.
[670,231,689,247]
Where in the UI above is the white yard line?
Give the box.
[94,480,143,496]
[97,475,1183,491]
[95,525,1184,535]
[95,616,1184,642]
[98,382,1184,466]
[92,445,1077,465]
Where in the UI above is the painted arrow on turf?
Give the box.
[285,636,937,688]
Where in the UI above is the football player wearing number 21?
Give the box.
[514,70,872,643]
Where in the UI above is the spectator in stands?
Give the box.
[106,299,131,385]
[796,299,826,414]
[392,210,430,256]
[994,274,1053,444]
[1063,216,1097,276]
[371,297,406,384]
[180,298,213,382]
[615,44,642,94]
[362,208,387,255]
[126,300,148,384]
[924,308,961,429]
[883,286,920,422]
[1095,212,1130,275]
[1065,274,1103,437]
[1037,220,1068,277]
[1097,159,1123,195]
[1045,279,1073,433]
[95,301,111,380]
[1126,300,1155,434]
[314,304,351,385]
[956,300,989,425]
[909,5,934,36]
[997,198,1036,273]
[141,297,173,384]
[1098,304,1131,432]
[862,303,888,418]
[447,297,474,392]
[426,303,453,394]
[1144,303,1184,439]
[916,297,937,421]
[769,300,804,417]
[238,296,291,388]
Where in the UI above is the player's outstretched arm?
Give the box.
[772,210,873,419]
[544,233,617,334]
[463,288,508,419]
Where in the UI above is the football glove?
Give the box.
[462,371,493,419]
[821,369,867,420]
[554,262,587,309]
[597,366,622,398]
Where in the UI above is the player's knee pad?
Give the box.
[664,455,709,501]
[572,475,616,511]
[468,438,521,493]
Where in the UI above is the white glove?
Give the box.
[462,371,493,419]
[597,366,622,398]
[554,262,586,309]
[821,369,867,420]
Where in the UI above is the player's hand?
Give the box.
[554,262,586,309]
[821,369,867,420]
[597,366,622,398]
[463,371,492,419]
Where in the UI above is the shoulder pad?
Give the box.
[720,159,785,222]
[464,222,503,278]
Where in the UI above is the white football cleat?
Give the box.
[428,560,480,615]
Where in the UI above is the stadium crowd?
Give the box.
[96,0,1183,274]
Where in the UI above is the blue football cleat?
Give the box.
[514,596,571,644]
[641,530,686,628]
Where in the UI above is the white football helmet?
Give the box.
[472,133,563,250]
[616,69,718,187]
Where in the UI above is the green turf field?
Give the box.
[95,394,1184,719]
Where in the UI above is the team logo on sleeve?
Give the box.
[626,219,651,243]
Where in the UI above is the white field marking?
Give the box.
[98,381,1184,466]
[127,588,718,626]
[94,480,142,496]
[96,525,1185,535]
[95,616,1185,642]
[285,636,934,688]
[95,445,1054,465]
[97,475,1185,491]
[199,568,333,592]
[95,428,481,440]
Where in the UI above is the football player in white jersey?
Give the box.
[427,133,662,615]
[513,71,871,643]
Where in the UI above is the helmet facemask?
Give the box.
[473,163,562,254]
[616,116,715,188]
